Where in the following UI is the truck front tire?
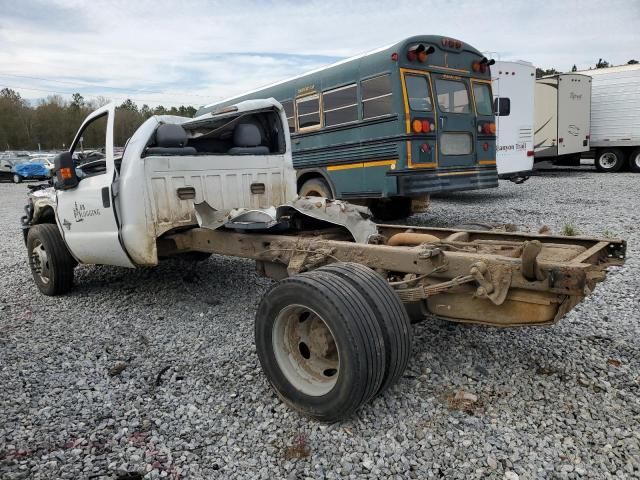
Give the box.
[594,148,625,172]
[255,269,386,422]
[27,224,76,295]
[13,174,22,184]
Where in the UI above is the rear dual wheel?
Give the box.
[594,148,625,172]
[255,263,411,421]
[630,148,640,173]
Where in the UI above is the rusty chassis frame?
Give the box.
[165,224,625,327]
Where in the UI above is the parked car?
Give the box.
[12,156,52,183]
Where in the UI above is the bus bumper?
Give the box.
[390,167,499,196]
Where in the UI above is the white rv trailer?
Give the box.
[577,64,640,172]
[534,74,591,164]
[492,60,535,182]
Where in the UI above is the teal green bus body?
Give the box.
[197,35,498,203]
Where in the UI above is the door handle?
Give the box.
[250,183,266,194]
[101,187,110,208]
[177,187,196,200]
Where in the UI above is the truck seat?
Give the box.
[146,124,197,156]
[228,124,270,155]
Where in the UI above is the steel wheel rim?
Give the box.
[599,153,618,169]
[272,304,340,396]
[634,152,640,169]
[13,174,20,183]
[31,240,51,284]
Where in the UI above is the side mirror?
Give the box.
[54,152,79,190]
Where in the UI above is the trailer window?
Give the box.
[405,74,433,112]
[473,83,493,115]
[324,84,358,127]
[281,100,296,133]
[296,94,321,130]
[435,78,470,114]
[362,74,392,119]
[494,97,511,116]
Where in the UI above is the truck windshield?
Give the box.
[473,83,493,115]
[435,79,470,114]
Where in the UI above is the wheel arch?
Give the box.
[296,169,337,198]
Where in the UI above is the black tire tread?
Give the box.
[255,271,385,421]
[27,224,75,295]
[317,263,412,395]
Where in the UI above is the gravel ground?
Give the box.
[1,168,639,480]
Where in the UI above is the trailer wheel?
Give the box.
[629,148,640,173]
[299,178,332,198]
[316,262,412,396]
[13,173,22,184]
[255,271,385,421]
[369,197,412,221]
[595,148,625,172]
[27,224,76,295]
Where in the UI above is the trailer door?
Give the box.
[557,75,591,156]
[433,75,476,168]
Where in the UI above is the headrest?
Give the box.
[155,124,189,148]
[233,123,261,147]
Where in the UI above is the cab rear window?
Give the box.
[435,78,470,114]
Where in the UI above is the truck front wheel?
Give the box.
[255,269,386,421]
[629,148,640,173]
[13,174,22,184]
[594,148,625,172]
[27,224,76,295]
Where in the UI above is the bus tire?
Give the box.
[27,224,75,296]
[13,174,22,184]
[299,177,332,198]
[316,262,412,396]
[594,148,625,172]
[629,148,640,173]
[255,270,385,422]
[369,197,412,221]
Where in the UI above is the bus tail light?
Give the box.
[479,122,496,135]
[559,137,564,143]
[412,118,435,133]
[420,143,430,152]
[527,150,534,157]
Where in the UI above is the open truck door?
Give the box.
[54,104,134,268]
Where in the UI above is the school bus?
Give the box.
[197,35,498,219]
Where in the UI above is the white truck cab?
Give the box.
[24,99,296,281]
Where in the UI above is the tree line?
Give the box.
[0,89,198,151]
[536,58,638,78]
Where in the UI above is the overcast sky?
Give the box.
[1,0,638,107]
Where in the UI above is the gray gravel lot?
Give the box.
[1,168,639,480]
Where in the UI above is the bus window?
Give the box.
[472,83,493,115]
[405,75,433,111]
[435,78,470,114]
[281,100,296,132]
[362,74,392,119]
[494,97,511,116]
[324,84,358,127]
[296,94,321,130]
